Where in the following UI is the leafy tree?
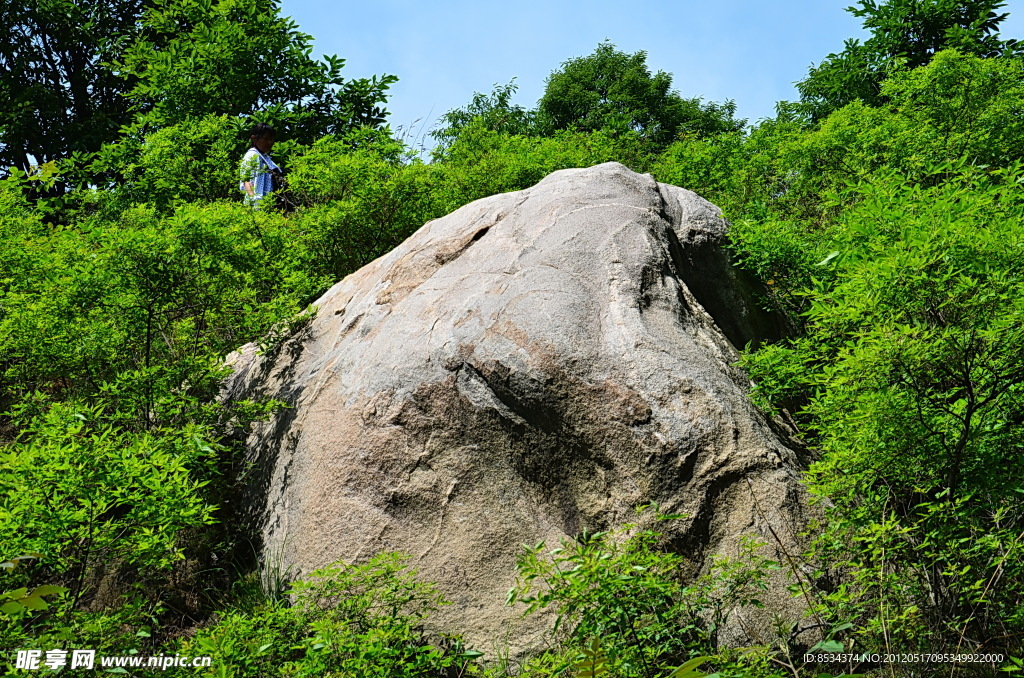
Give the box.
[0,0,395,183]
[0,0,148,176]
[809,50,1024,176]
[797,0,1022,120]
[650,130,748,211]
[429,80,538,155]
[537,42,744,148]
[742,164,1024,656]
[83,114,246,210]
[726,50,1024,228]
[431,43,743,158]
[116,0,397,143]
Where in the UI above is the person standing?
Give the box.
[240,123,280,208]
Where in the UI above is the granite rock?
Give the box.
[224,162,810,654]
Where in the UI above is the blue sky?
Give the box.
[279,0,1024,143]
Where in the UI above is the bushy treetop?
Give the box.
[538,42,745,147]
[0,0,396,180]
[797,0,1021,120]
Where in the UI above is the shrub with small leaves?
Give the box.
[175,552,483,677]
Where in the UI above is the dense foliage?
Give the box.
[430,43,743,156]
[0,0,395,181]
[795,0,1022,120]
[2,0,1024,675]
[536,42,744,147]
[0,0,145,176]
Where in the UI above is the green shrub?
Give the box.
[285,130,439,281]
[176,553,481,678]
[89,115,248,212]
[0,403,218,600]
[0,188,322,428]
[650,131,747,209]
[508,511,782,678]
[743,164,1024,663]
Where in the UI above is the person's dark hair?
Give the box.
[248,122,276,147]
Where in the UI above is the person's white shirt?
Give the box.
[239,145,279,207]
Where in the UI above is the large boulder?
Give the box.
[223,162,810,653]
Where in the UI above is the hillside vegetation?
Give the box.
[1,0,1023,675]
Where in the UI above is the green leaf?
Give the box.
[666,655,714,678]
[19,595,49,610]
[1,601,25,615]
[816,251,841,267]
[811,640,844,653]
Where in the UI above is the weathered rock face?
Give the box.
[224,162,810,653]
